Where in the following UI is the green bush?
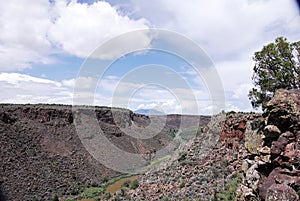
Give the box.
[130,179,139,189]
[103,192,111,199]
[81,186,104,198]
[52,195,59,201]
[214,174,242,200]
[121,180,131,188]
[70,188,78,195]
[178,152,187,162]
[162,196,170,201]
[179,182,186,188]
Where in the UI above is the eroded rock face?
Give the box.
[266,183,299,201]
[264,89,300,133]
[259,167,300,200]
[237,89,300,200]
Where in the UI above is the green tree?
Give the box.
[249,37,300,109]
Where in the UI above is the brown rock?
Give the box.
[264,89,300,132]
[266,184,299,201]
[244,121,265,155]
[283,142,297,163]
[259,167,300,200]
[264,125,281,138]
[237,121,246,131]
[271,136,289,155]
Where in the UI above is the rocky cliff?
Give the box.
[105,89,300,201]
[0,104,210,201]
[237,89,300,201]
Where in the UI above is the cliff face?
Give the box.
[237,89,300,201]
[105,89,300,201]
[0,104,210,201]
[0,105,115,201]
[121,113,260,201]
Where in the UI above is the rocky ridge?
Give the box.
[107,89,300,201]
[107,113,261,200]
[0,104,209,201]
[237,89,300,201]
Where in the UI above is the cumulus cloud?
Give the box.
[0,0,54,71]
[118,0,300,112]
[0,0,150,71]
[49,1,151,59]
[128,0,300,58]
[0,72,231,114]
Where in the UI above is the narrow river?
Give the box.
[105,175,138,194]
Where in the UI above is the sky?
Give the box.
[0,0,299,114]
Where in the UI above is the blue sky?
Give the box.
[0,0,299,114]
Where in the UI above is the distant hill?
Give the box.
[134,109,165,115]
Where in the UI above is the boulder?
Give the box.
[259,167,300,199]
[266,184,299,201]
[244,121,265,155]
[264,89,300,132]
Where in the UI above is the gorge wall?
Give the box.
[0,104,209,201]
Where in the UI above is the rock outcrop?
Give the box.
[237,89,300,201]
[107,114,261,200]
[104,89,300,201]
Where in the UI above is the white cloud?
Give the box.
[128,0,300,59]
[0,72,232,114]
[0,73,73,104]
[0,0,54,71]
[0,0,150,71]
[1,0,299,113]
[0,73,61,87]
[62,76,95,89]
[48,0,151,59]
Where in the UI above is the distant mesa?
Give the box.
[134,109,165,115]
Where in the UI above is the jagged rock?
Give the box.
[270,135,289,155]
[264,125,281,140]
[244,121,265,155]
[245,162,265,191]
[254,154,271,163]
[264,89,300,132]
[236,184,257,201]
[259,167,300,199]
[236,89,300,200]
[259,146,271,154]
[266,184,299,201]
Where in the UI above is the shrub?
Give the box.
[121,180,131,188]
[70,188,78,195]
[162,196,170,201]
[130,179,139,189]
[214,173,242,200]
[178,152,187,162]
[52,195,59,201]
[179,182,186,188]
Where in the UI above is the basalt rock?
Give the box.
[237,89,300,200]
[264,89,300,133]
